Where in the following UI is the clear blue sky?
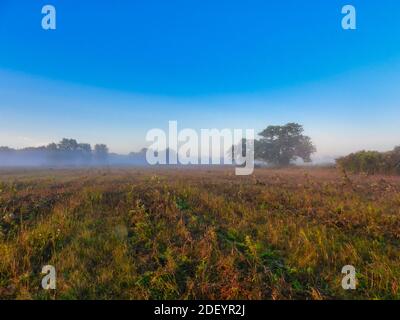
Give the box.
[0,0,399,157]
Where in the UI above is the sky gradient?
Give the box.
[0,0,399,159]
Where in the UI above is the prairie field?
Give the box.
[0,167,400,300]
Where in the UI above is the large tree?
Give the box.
[255,123,316,166]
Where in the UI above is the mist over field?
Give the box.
[0,145,148,167]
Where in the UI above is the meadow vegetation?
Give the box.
[0,167,400,299]
[337,147,400,175]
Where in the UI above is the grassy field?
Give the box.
[0,167,399,300]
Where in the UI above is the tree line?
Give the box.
[1,124,318,167]
[0,138,109,166]
[2,124,398,174]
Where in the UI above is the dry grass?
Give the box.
[0,167,399,300]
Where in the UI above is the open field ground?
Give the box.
[1,167,400,299]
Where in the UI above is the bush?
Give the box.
[336,147,400,175]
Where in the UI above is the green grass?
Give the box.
[0,167,399,299]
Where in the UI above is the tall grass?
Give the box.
[0,168,399,299]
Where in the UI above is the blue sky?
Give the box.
[0,0,399,157]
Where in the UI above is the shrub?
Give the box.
[336,146,400,175]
